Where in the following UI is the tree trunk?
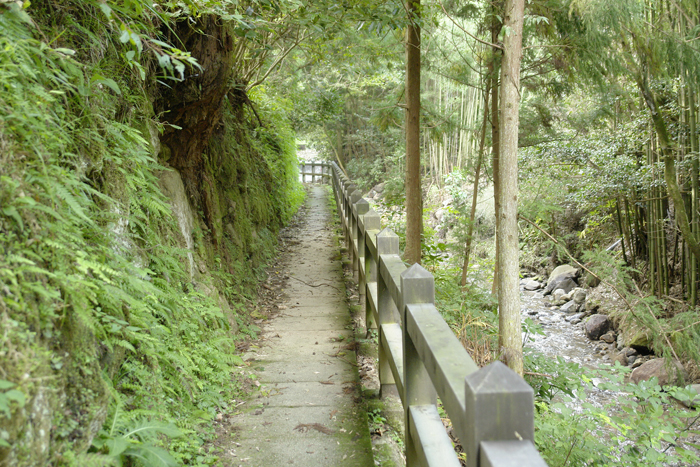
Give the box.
[490,3,502,296]
[461,76,491,287]
[497,0,525,376]
[404,0,422,265]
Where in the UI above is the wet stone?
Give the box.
[614,352,628,366]
[600,331,616,344]
[630,358,687,386]
[552,289,567,302]
[560,300,579,314]
[566,312,586,323]
[572,288,587,304]
[585,314,610,340]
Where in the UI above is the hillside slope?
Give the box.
[0,3,302,465]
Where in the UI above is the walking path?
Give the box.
[224,186,374,466]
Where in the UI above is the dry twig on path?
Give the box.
[294,423,334,435]
[289,275,342,292]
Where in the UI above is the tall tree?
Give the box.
[490,1,503,295]
[405,0,422,265]
[497,0,525,375]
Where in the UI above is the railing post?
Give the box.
[342,182,355,253]
[347,188,362,266]
[401,264,438,466]
[376,228,400,398]
[363,209,381,330]
[464,361,535,467]
[353,197,370,285]
[341,180,353,245]
[333,166,342,214]
[353,198,369,298]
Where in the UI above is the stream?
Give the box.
[520,285,700,465]
[522,289,612,368]
[520,287,618,409]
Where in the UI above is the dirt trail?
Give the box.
[219,186,374,466]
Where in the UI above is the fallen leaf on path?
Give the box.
[319,381,334,385]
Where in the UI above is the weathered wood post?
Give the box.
[401,264,438,466]
[376,228,400,398]
[354,198,370,284]
[348,188,362,267]
[355,199,370,297]
[342,182,356,254]
[362,209,381,330]
[333,168,344,216]
[464,361,540,467]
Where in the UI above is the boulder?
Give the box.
[523,279,542,291]
[544,276,578,296]
[585,314,610,340]
[552,289,567,302]
[560,300,579,313]
[620,323,651,351]
[585,282,624,314]
[630,358,687,386]
[572,288,587,304]
[547,265,578,285]
[372,183,385,193]
[435,208,446,223]
[600,331,616,344]
[582,271,601,288]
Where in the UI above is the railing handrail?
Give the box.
[298,160,331,183]
[329,162,548,467]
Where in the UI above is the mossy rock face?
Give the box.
[621,325,651,351]
[1,3,302,465]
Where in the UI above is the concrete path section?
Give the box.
[226,186,374,466]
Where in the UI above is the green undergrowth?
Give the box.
[0,3,302,466]
[527,356,700,466]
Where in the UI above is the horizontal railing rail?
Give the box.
[329,162,548,467]
[298,160,331,183]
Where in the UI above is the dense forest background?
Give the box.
[1,0,700,465]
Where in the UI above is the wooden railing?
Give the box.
[329,162,548,467]
[298,160,331,183]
